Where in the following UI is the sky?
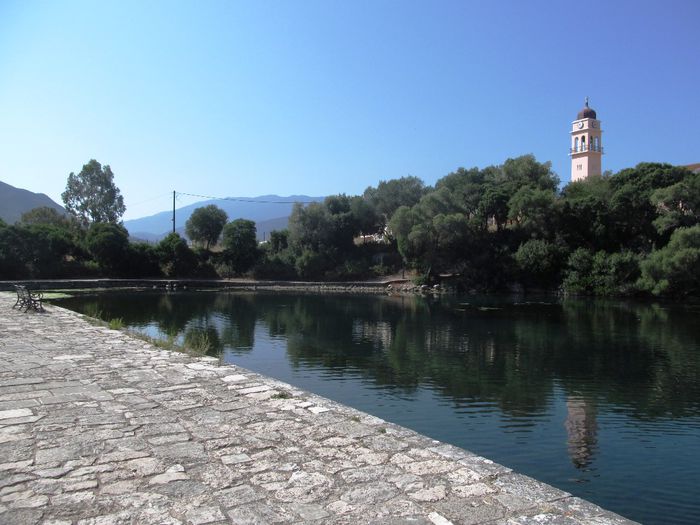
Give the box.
[1,1,699,221]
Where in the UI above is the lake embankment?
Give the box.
[0,278,439,295]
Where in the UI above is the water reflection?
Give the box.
[64,292,700,420]
[565,395,598,470]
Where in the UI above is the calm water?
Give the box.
[54,291,700,525]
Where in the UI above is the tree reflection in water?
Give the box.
[60,291,700,423]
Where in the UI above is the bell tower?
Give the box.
[570,97,603,182]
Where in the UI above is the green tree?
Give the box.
[500,154,559,193]
[562,249,641,296]
[389,201,477,278]
[185,205,228,249]
[18,206,83,275]
[387,205,416,264]
[639,225,700,296]
[561,248,595,294]
[349,196,380,236]
[20,206,70,227]
[479,184,510,231]
[593,251,641,295]
[434,167,486,222]
[85,223,130,274]
[294,248,331,279]
[650,171,700,237]
[61,159,126,226]
[288,202,333,253]
[157,233,198,277]
[24,224,75,277]
[222,219,258,274]
[268,229,289,254]
[288,197,360,255]
[253,252,297,280]
[364,176,427,226]
[507,187,557,238]
[0,222,26,278]
[126,243,162,278]
[607,163,689,251]
[559,176,616,251]
[0,223,76,278]
[514,239,566,289]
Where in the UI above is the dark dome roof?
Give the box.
[577,97,597,119]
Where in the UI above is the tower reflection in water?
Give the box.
[565,395,598,470]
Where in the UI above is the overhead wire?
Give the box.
[129,192,173,207]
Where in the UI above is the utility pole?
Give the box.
[172,191,176,233]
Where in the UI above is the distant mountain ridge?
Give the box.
[0,180,66,224]
[0,183,322,242]
[124,195,325,242]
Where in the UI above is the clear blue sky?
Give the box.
[1,0,698,220]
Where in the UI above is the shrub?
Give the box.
[295,249,331,280]
[639,225,700,296]
[157,233,198,277]
[514,239,567,289]
[85,223,130,275]
[252,255,297,280]
[563,248,641,296]
[125,243,162,278]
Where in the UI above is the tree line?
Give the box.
[1,156,699,297]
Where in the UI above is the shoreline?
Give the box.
[0,278,440,296]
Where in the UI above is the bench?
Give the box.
[13,285,44,312]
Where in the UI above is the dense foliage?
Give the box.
[2,156,699,297]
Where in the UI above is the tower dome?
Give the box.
[577,97,597,119]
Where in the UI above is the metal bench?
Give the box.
[13,285,44,312]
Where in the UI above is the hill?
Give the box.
[0,180,66,224]
[123,195,324,242]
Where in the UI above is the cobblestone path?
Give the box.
[0,293,637,524]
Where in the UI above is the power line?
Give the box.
[129,192,173,208]
[168,191,319,235]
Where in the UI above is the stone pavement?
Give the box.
[0,293,638,525]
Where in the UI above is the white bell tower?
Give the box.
[570,97,603,182]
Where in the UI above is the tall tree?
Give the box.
[288,202,334,254]
[185,205,228,249]
[607,163,689,251]
[222,219,258,274]
[364,176,427,226]
[62,160,126,226]
[268,229,289,254]
[507,187,557,238]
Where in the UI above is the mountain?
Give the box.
[0,180,66,224]
[124,195,324,242]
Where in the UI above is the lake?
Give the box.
[53,291,700,525]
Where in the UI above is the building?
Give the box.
[570,98,603,182]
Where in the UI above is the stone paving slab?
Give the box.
[0,293,638,525]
